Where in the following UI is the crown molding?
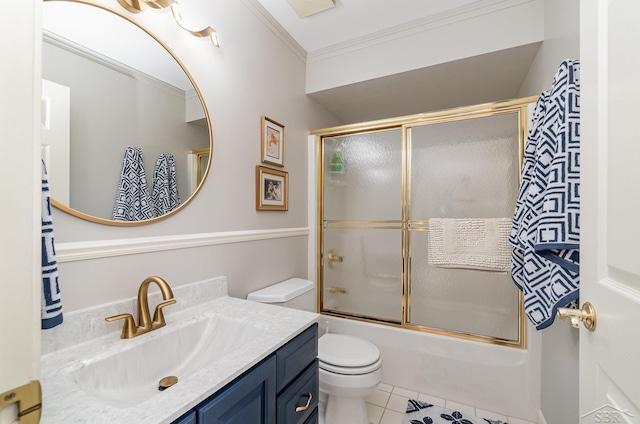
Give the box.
[43,30,187,99]
[241,0,307,63]
[307,0,537,63]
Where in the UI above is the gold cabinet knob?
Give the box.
[557,302,597,331]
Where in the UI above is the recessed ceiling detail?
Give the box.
[287,0,336,18]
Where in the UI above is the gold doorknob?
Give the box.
[327,249,344,268]
[557,302,596,331]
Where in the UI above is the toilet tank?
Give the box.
[247,278,316,312]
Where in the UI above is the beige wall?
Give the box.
[517,0,581,423]
[52,0,340,312]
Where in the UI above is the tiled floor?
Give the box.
[365,383,537,424]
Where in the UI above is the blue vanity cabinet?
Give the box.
[303,407,318,424]
[276,359,318,424]
[196,355,277,424]
[275,324,319,424]
[172,410,196,424]
[172,323,318,424]
[275,324,318,392]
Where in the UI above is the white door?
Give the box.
[0,1,42,423]
[42,79,71,205]
[580,1,640,422]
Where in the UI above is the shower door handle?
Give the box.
[327,249,344,268]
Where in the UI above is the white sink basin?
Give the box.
[71,313,263,408]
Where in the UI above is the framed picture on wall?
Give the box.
[256,166,288,211]
[261,116,285,167]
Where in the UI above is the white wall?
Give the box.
[516,1,581,423]
[52,0,340,312]
[518,0,581,97]
[306,0,544,94]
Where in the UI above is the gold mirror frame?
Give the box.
[44,0,213,226]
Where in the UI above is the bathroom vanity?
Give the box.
[39,277,319,423]
[174,324,318,424]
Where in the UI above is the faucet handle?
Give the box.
[152,299,176,328]
[105,313,136,339]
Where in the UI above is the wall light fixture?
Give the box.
[117,0,219,47]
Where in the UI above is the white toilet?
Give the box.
[247,278,384,424]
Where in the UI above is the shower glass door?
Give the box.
[407,113,522,341]
[316,97,533,347]
[321,129,403,323]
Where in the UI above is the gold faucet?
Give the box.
[105,276,177,339]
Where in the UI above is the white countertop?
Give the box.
[40,277,319,423]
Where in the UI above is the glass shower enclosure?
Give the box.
[315,97,535,347]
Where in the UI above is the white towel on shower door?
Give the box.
[427,218,512,272]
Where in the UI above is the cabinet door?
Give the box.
[303,408,318,424]
[197,355,276,424]
[276,324,317,392]
[172,410,196,424]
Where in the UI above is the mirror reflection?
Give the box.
[42,0,211,224]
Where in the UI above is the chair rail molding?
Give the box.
[55,227,310,262]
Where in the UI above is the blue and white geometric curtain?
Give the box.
[510,59,581,330]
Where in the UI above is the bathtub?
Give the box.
[318,315,541,422]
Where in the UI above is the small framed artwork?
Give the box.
[261,116,285,167]
[256,166,288,211]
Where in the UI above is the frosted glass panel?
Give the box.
[409,231,519,340]
[324,130,402,221]
[323,228,402,322]
[410,113,520,219]
[319,105,526,345]
[408,113,521,340]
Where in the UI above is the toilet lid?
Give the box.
[318,334,381,372]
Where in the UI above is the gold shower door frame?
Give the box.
[313,96,537,349]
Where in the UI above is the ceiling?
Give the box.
[253,0,485,53]
[254,0,541,124]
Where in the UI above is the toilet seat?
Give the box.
[319,357,382,375]
[319,334,382,375]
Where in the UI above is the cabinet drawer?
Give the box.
[276,323,318,392]
[277,359,319,424]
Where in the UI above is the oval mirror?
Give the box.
[42,0,212,225]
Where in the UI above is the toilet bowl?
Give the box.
[318,333,383,424]
[247,279,383,424]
